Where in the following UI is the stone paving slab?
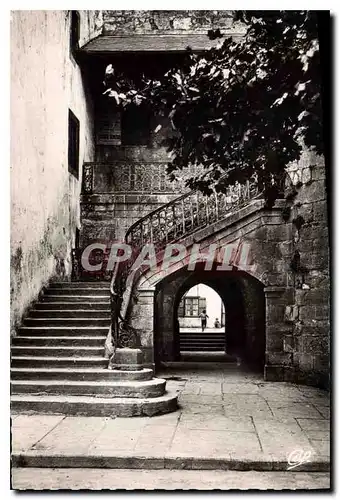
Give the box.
[11,415,64,452]
[12,468,331,490]
[12,365,330,473]
[177,414,254,432]
[268,401,324,419]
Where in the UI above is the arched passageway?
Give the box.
[176,283,227,357]
[154,265,265,372]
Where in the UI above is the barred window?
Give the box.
[178,296,207,317]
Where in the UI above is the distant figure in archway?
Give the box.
[200,309,209,332]
[214,318,221,328]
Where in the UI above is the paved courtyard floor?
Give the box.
[11,363,330,489]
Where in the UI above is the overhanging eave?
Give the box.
[80,33,244,53]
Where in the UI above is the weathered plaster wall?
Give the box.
[11,10,97,334]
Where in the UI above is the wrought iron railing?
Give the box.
[106,178,263,359]
[81,161,204,195]
[125,180,259,252]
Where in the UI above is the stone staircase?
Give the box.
[11,281,177,417]
[179,330,226,352]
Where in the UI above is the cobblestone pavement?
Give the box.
[11,363,330,487]
[12,468,331,490]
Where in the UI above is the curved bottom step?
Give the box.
[11,391,178,417]
[11,378,166,398]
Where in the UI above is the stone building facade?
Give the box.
[10,10,330,388]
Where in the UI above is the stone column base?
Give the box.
[111,348,144,371]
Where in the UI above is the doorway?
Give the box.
[154,267,265,371]
[177,283,227,358]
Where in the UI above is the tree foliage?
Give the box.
[104,11,323,199]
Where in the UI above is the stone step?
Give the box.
[11,367,154,382]
[180,340,225,344]
[11,391,178,417]
[50,282,110,288]
[45,288,110,296]
[35,302,110,310]
[41,295,110,303]
[180,342,225,349]
[28,310,110,318]
[180,339,225,343]
[23,318,110,327]
[11,378,166,398]
[11,356,107,369]
[180,334,225,338]
[11,346,105,357]
[180,347,226,352]
[179,337,225,342]
[12,336,107,347]
[17,327,109,337]
[180,338,225,342]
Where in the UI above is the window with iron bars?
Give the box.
[178,296,207,317]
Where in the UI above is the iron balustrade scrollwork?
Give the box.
[106,176,263,363]
[81,162,204,194]
[125,179,259,253]
[82,164,94,194]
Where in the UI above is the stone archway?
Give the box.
[153,266,266,372]
[127,199,297,383]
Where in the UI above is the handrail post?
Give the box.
[190,195,194,229]
[214,191,219,221]
[181,199,185,234]
[150,215,153,243]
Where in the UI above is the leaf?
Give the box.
[109,90,120,105]
[105,64,114,75]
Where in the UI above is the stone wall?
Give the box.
[130,199,289,368]
[101,10,245,36]
[129,182,330,389]
[10,11,98,334]
[282,151,330,388]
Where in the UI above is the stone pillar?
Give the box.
[129,287,155,370]
[264,286,294,381]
